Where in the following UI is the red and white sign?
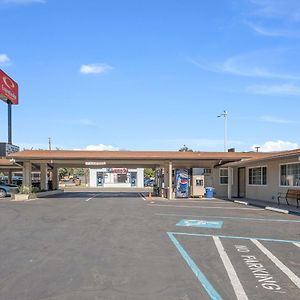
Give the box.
[112,168,128,174]
[0,69,18,105]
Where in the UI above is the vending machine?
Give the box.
[190,168,205,197]
[175,169,189,198]
[190,175,205,197]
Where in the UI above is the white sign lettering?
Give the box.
[85,162,106,166]
[235,245,282,291]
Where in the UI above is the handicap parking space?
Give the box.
[167,232,300,300]
[149,198,300,299]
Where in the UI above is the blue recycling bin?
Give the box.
[205,187,215,198]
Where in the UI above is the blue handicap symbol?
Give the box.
[176,219,223,228]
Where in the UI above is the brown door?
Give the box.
[238,168,246,198]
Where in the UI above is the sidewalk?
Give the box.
[141,192,300,216]
[230,198,300,216]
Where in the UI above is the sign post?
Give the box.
[8,101,12,144]
[0,69,18,146]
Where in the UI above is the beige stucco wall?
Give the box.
[213,168,227,198]
[244,157,300,204]
[213,157,300,203]
[213,167,238,199]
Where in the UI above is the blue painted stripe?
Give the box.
[156,213,300,223]
[168,232,300,244]
[167,232,223,300]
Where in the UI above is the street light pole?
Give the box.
[218,110,228,152]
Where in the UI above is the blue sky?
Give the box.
[0,0,299,152]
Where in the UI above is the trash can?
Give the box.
[205,187,215,198]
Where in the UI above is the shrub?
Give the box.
[18,185,34,194]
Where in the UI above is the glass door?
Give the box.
[96,172,104,186]
[131,172,137,187]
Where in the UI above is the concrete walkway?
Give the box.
[230,198,300,215]
[140,192,300,216]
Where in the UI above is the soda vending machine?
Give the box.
[175,169,189,198]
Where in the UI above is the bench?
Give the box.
[277,189,300,208]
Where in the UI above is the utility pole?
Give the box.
[217,110,228,152]
[48,137,52,150]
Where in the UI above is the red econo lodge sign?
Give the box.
[0,69,18,105]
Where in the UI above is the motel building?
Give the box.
[0,149,299,207]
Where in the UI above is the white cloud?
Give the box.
[84,144,119,151]
[0,0,46,4]
[247,84,300,96]
[246,1,300,38]
[247,22,300,38]
[249,0,300,22]
[188,48,300,80]
[252,140,299,152]
[80,63,113,75]
[259,115,295,124]
[0,53,11,64]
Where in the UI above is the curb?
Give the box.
[265,206,289,214]
[36,189,65,198]
[231,199,300,216]
[233,200,248,206]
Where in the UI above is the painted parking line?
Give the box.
[294,243,300,249]
[167,232,223,300]
[251,239,300,289]
[176,219,223,228]
[213,236,248,300]
[148,204,263,210]
[168,232,300,244]
[155,213,300,223]
[85,194,97,202]
[139,193,147,201]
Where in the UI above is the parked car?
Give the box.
[0,181,19,198]
[144,179,154,187]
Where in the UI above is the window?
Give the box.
[248,167,267,185]
[117,174,127,183]
[280,163,300,187]
[219,168,228,184]
[204,168,211,175]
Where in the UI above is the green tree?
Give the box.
[58,168,85,178]
[178,145,193,152]
[59,168,69,178]
[144,168,155,179]
[73,168,85,176]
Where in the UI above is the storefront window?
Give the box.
[117,174,127,183]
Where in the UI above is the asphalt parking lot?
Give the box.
[0,192,299,300]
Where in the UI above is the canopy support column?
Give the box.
[40,163,48,191]
[168,161,173,200]
[228,167,233,200]
[23,161,32,187]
